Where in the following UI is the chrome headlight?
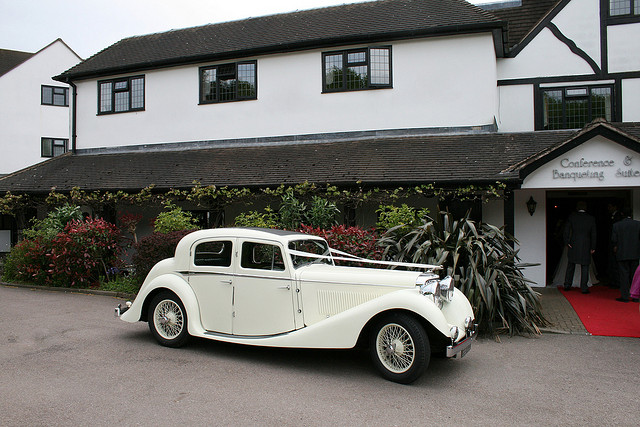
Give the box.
[417,273,455,308]
[439,276,455,302]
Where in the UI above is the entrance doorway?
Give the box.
[546,190,631,286]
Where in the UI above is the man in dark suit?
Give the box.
[611,209,640,302]
[563,201,596,294]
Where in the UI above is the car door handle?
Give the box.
[277,285,291,290]
[221,279,232,285]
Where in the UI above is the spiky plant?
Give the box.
[378,210,549,336]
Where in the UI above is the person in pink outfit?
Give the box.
[630,265,640,302]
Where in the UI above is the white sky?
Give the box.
[1,0,501,59]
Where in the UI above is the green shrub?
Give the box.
[100,273,139,295]
[23,204,83,241]
[153,202,200,233]
[234,207,279,228]
[279,189,306,229]
[376,204,429,234]
[378,210,548,336]
[305,196,339,229]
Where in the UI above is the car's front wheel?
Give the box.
[370,313,430,384]
[148,292,190,348]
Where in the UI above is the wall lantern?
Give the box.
[526,196,537,216]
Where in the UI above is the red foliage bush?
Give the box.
[297,224,384,266]
[5,218,121,288]
[46,218,121,287]
[132,229,196,283]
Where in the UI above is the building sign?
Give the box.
[552,155,639,182]
[522,137,640,189]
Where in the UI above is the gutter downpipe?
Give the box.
[66,79,77,154]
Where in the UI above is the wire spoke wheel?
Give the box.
[376,323,415,373]
[370,313,429,384]
[148,292,190,348]
[153,299,184,339]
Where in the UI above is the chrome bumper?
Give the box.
[114,302,131,318]
[446,323,478,358]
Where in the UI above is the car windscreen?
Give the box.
[288,239,332,268]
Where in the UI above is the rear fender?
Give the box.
[120,273,204,336]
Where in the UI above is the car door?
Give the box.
[232,239,296,336]
[188,238,235,334]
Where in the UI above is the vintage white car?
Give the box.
[116,227,477,383]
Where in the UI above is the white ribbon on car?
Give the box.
[288,247,441,270]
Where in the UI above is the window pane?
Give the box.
[542,90,563,130]
[131,78,144,109]
[194,241,232,267]
[347,65,368,90]
[42,86,53,104]
[370,48,390,85]
[241,242,285,271]
[114,91,129,112]
[218,64,236,102]
[325,54,343,90]
[201,68,217,101]
[99,82,112,112]
[347,51,366,64]
[237,63,256,98]
[41,139,53,157]
[53,87,66,106]
[52,139,67,156]
[636,0,640,14]
[610,0,631,15]
[591,87,612,121]
[566,98,588,129]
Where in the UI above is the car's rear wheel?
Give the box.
[370,313,429,384]
[148,292,190,348]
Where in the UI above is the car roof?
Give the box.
[176,227,323,252]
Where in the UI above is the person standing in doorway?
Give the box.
[611,208,640,302]
[606,201,624,288]
[563,201,597,294]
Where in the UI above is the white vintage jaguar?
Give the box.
[116,227,477,383]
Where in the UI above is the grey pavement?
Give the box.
[2,283,639,427]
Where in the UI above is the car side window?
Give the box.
[194,240,233,267]
[241,242,285,271]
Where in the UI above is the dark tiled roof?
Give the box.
[5,123,640,194]
[486,0,559,51]
[0,48,33,77]
[57,0,502,81]
[0,130,580,193]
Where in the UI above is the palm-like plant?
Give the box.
[378,210,549,336]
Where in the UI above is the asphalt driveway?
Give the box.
[1,284,638,426]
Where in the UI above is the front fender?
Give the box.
[120,273,205,337]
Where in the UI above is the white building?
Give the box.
[1,0,639,288]
[0,39,81,175]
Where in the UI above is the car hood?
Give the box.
[296,264,428,288]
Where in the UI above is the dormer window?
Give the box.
[322,46,392,93]
[98,76,145,114]
[199,61,257,104]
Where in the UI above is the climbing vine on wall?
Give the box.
[0,181,507,218]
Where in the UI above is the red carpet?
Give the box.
[558,286,640,337]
